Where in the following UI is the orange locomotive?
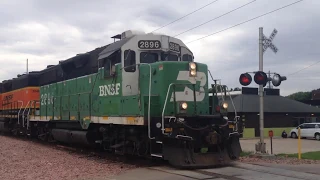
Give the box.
[0,72,40,133]
[1,87,40,110]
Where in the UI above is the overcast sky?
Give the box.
[0,0,318,96]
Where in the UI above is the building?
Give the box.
[312,89,320,100]
[224,87,320,138]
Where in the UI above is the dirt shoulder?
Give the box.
[0,135,138,180]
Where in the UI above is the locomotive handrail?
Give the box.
[208,69,239,131]
[22,101,31,128]
[224,86,239,132]
[16,101,24,125]
[120,62,154,140]
[161,82,194,135]
[224,86,237,115]
[208,70,226,102]
[31,100,40,117]
[27,100,40,129]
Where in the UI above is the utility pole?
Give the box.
[26,59,29,74]
[258,27,266,153]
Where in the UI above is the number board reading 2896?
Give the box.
[138,40,161,49]
[169,42,180,52]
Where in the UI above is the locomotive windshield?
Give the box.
[182,54,193,62]
[140,52,158,63]
[162,53,178,61]
[139,51,180,63]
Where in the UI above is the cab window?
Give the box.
[104,50,121,77]
[140,52,158,63]
[162,53,178,61]
[104,59,111,77]
[124,50,136,72]
[183,54,193,62]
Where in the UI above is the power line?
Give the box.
[149,0,220,33]
[289,78,320,80]
[287,60,320,76]
[174,0,256,37]
[186,0,304,44]
[290,72,320,76]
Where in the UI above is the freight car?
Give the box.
[0,30,241,168]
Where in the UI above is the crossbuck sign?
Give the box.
[262,29,278,54]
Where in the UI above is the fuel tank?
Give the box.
[51,129,94,146]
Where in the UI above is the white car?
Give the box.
[290,123,320,140]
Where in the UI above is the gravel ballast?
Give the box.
[0,135,138,180]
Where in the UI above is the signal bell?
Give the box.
[254,71,268,85]
[239,73,252,86]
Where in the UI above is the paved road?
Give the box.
[87,138,320,180]
[240,138,320,154]
[109,162,320,180]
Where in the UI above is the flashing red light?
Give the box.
[241,76,250,83]
[256,74,264,81]
[239,73,252,86]
[254,71,268,85]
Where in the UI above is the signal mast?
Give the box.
[239,27,287,154]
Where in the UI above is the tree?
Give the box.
[209,85,225,93]
[233,87,241,91]
[286,91,312,101]
[209,86,241,93]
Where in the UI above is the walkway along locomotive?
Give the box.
[0,30,242,168]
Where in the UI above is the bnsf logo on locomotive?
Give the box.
[3,94,13,101]
[99,83,121,96]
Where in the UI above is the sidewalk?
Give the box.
[248,162,320,175]
[240,138,320,154]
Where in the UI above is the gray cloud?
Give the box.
[0,0,318,96]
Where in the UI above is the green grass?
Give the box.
[277,151,320,160]
[240,151,254,157]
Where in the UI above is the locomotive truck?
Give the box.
[0,30,241,168]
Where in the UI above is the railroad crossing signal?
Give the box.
[262,29,278,54]
[239,71,286,87]
[239,73,252,86]
[271,73,287,86]
[254,71,268,85]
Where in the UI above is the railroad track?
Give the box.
[146,163,320,180]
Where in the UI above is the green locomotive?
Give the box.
[22,30,241,167]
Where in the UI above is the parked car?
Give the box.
[290,123,320,140]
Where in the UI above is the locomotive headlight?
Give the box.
[190,70,197,76]
[189,62,196,70]
[180,102,188,110]
[222,102,228,109]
